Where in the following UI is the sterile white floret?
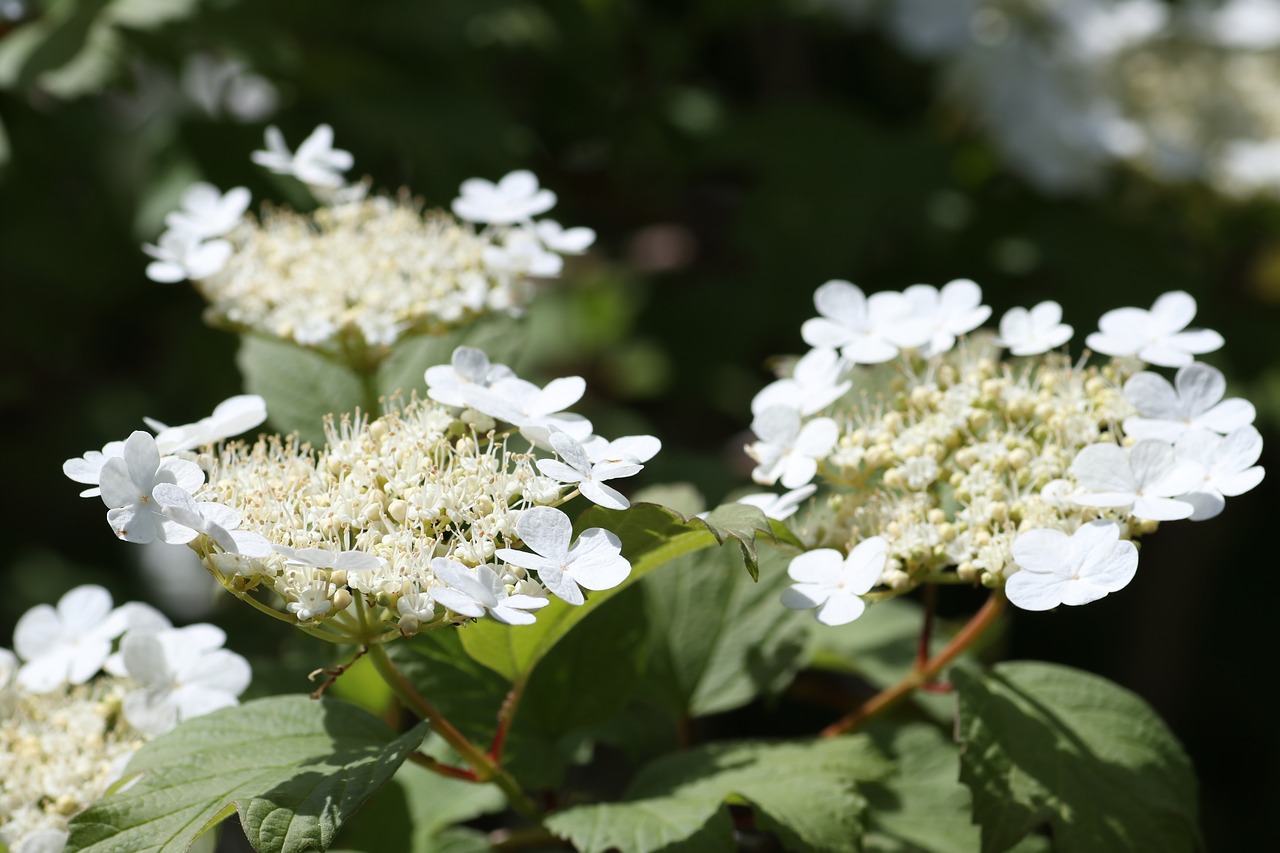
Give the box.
[425,346,516,408]
[736,484,817,520]
[98,431,206,544]
[251,124,353,189]
[751,347,852,416]
[746,405,838,489]
[537,431,643,510]
[1069,440,1202,521]
[120,624,251,735]
[1005,521,1138,611]
[163,182,251,239]
[451,170,557,225]
[779,537,888,626]
[1122,362,1256,442]
[142,228,233,283]
[430,558,550,625]
[1172,425,1266,520]
[495,506,630,606]
[13,585,129,693]
[996,301,1074,355]
[800,280,915,365]
[1085,291,1223,367]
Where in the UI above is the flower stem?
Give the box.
[820,589,1006,738]
[366,641,541,821]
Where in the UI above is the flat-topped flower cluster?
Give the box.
[1,586,249,853]
[64,348,658,642]
[745,280,1263,624]
[143,124,595,355]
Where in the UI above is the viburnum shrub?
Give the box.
[7,124,1243,853]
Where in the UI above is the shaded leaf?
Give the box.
[68,695,428,853]
[863,723,980,852]
[236,334,364,445]
[952,661,1201,853]
[376,314,524,401]
[546,737,891,853]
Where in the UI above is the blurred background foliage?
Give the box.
[1,0,1277,847]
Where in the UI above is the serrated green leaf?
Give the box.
[236,335,365,445]
[952,661,1202,853]
[640,543,810,716]
[67,695,429,853]
[459,502,779,684]
[335,762,505,853]
[392,590,647,788]
[863,724,980,852]
[546,737,891,853]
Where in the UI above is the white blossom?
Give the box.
[120,624,251,736]
[13,586,129,693]
[746,405,838,489]
[430,558,550,625]
[163,182,251,239]
[1173,426,1266,520]
[751,347,852,416]
[1086,291,1223,367]
[483,226,564,277]
[495,506,630,606]
[1005,521,1139,611]
[1069,440,1202,521]
[425,346,516,408]
[800,280,916,365]
[62,440,125,498]
[98,431,205,544]
[451,170,556,225]
[537,431,643,510]
[153,484,272,557]
[898,279,992,356]
[1123,362,1255,442]
[142,228,233,283]
[736,484,816,520]
[535,219,596,253]
[779,537,887,626]
[251,124,353,189]
[464,374,593,446]
[581,434,662,466]
[996,301,1074,356]
[146,394,268,453]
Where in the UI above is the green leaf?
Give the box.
[546,737,891,853]
[67,695,429,853]
[335,761,505,853]
[237,335,364,445]
[952,661,1202,853]
[391,589,647,788]
[863,724,980,852]
[459,501,782,684]
[640,543,811,716]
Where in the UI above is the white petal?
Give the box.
[537,567,584,605]
[1070,444,1135,493]
[1149,291,1196,333]
[1130,495,1195,521]
[566,528,630,590]
[1005,571,1066,611]
[1174,363,1225,416]
[579,479,631,510]
[514,506,574,559]
[1011,528,1070,574]
[815,591,867,626]
[1124,372,1179,419]
[1198,399,1256,434]
[780,583,828,611]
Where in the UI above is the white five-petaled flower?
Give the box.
[1069,440,1202,521]
[581,434,662,466]
[1085,291,1224,367]
[746,405,838,489]
[898,279,993,356]
[996,301,1074,356]
[251,124,354,188]
[99,431,206,544]
[1172,426,1266,520]
[430,558,550,625]
[483,226,564,277]
[495,506,630,606]
[142,228,233,283]
[120,623,252,735]
[464,374,592,446]
[272,545,383,572]
[13,585,130,693]
[800,280,915,365]
[779,537,888,626]
[425,346,516,408]
[736,484,817,520]
[62,439,125,498]
[163,182,251,239]
[535,219,596,253]
[1005,521,1139,611]
[538,431,644,510]
[751,347,852,416]
[451,170,557,225]
[153,484,273,557]
[145,394,268,454]
[1123,362,1255,442]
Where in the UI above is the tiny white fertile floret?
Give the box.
[1005,521,1138,611]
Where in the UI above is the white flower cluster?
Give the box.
[65,348,658,640]
[843,0,1280,196]
[142,124,596,352]
[0,586,250,853]
[745,280,1263,624]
